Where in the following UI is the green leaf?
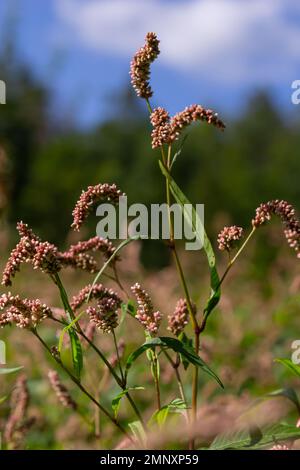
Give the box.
[54,273,83,379]
[54,273,75,322]
[125,342,154,375]
[125,336,223,388]
[120,300,136,326]
[128,420,147,446]
[178,332,193,370]
[170,134,188,170]
[126,300,136,317]
[159,162,221,323]
[150,398,187,427]
[204,265,221,321]
[0,395,7,404]
[111,386,144,418]
[58,310,85,354]
[267,388,300,413]
[209,424,300,450]
[69,328,83,380]
[160,337,223,387]
[0,366,23,375]
[275,358,300,379]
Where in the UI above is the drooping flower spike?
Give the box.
[70,283,122,312]
[2,222,61,286]
[252,200,300,258]
[150,104,225,149]
[71,183,124,231]
[4,374,30,447]
[48,370,77,410]
[0,292,52,329]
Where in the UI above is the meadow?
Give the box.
[0,32,300,451]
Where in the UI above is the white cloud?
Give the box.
[55,0,300,84]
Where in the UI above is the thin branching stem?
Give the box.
[162,350,189,423]
[50,275,146,428]
[219,227,256,287]
[146,97,199,449]
[32,329,131,440]
[153,349,161,410]
[112,329,124,383]
[113,264,130,299]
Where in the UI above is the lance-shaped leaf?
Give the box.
[125,336,223,388]
[112,386,144,418]
[150,398,187,427]
[0,366,23,375]
[275,358,300,379]
[159,162,221,323]
[208,424,300,450]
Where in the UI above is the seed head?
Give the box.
[170,104,225,141]
[150,107,172,148]
[168,298,190,336]
[48,370,77,410]
[58,251,98,273]
[71,183,124,231]
[58,236,118,274]
[270,444,290,450]
[32,240,61,274]
[4,375,30,447]
[65,236,117,261]
[16,221,40,241]
[2,237,35,286]
[87,297,120,333]
[252,200,300,258]
[130,32,160,99]
[0,292,52,328]
[2,222,61,286]
[131,282,162,336]
[71,283,122,312]
[217,226,244,252]
[150,104,225,149]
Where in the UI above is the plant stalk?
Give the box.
[51,278,146,429]
[32,329,131,440]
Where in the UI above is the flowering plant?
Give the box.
[1,32,300,450]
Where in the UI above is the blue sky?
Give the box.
[0,0,299,127]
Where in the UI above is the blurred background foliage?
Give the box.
[0,42,299,272]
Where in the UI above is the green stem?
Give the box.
[112,329,124,383]
[163,350,189,423]
[32,329,131,440]
[190,331,200,450]
[52,316,145,428]
[52,273,76,323]
[79,327,123,386]
[199,228,257,340]
[153,349,161,410]
[218,227,256,287]
[164,146,199,450]
[147,97,197,447]
[113,264,130,299]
